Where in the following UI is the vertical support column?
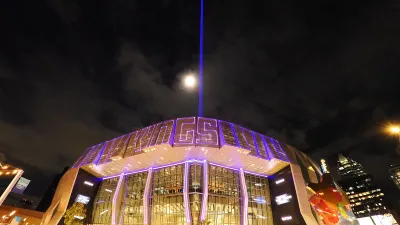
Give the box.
[0,170,23,206]
[239,168,249,225]
[200,160,208,222]
[112,173,124,225]
[183,161,192,225]
[143,168,153,224]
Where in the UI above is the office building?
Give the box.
[337,154,366,178]
[41,117,359,225]
[389,164,400,191]
[337,154,397,225]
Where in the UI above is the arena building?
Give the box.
[40,117,359,225]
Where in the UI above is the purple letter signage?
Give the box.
[195,117,219,148]
[174,117,196,146]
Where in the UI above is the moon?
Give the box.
[182,73,197,89]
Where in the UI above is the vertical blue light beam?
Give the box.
[198,0,204,117]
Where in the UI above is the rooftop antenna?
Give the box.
[198,0,204,117]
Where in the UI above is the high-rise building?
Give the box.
[337,154,366,178]
[40,117,360,225]
[339,174,388,217]
[336,154,397,224]
[389,164,400,190]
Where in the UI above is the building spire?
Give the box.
[338,153,348,163]
[337,154,366,178]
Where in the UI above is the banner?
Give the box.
[11,177,31,194]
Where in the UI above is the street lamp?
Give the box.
[389,126,400,135]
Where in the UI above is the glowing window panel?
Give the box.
[75,194,90,204]
[281,216,292,221]
[275,194,292,205]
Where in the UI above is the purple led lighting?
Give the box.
[218,120,226,147]
[79,142,106,167]
[102,174,121,180]
[230,123,240,146]
[262,136,274,160]
[123,169,149,177]
[75,117,294,169]
[235,126,251,150]
[196,117,219,147]
[209,162,239,171]
[143,168,153,224]
[169,119,177,146]
[251,132,261,157]
[198,0,204,117]
[239,169,248,225]
[200,160,208,221]
[151,161,186,170]
[112,173,124,225]
[104,160,205,180]
[73,146,93,168]
[138,125,156,151]
[98,139,117,165]
[183,162,192,223]
[174,117,196,145]
[151,120,174,146]
[243,170,269,178]
[240,126,260,156]
[270,138,283,160]
[274,140,289,161]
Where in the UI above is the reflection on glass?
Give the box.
[150,164,186,225]
[245,174,273,225]
[206,165,241,225]
[92,177,118,224]
[189,163,203,225]
[121,172,148,225]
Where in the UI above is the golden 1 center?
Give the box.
[41,117,360,225]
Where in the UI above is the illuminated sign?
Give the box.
[73,117,291,167]
[275,194,292,205]
[11,177,30,194]
[321,159,329,173]
[75,194,90,204]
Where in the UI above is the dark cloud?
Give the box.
[0,0,400,201]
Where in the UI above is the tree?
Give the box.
[63,202,86,225]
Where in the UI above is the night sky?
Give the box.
[1,0,400,205]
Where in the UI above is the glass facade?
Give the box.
[206,165,241,225]
[245,174,273,225]
[150,164,186,225]
[189,163,203,225]
[91,163,274,225]
[92,177,119,225]
[121,171,148,225]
